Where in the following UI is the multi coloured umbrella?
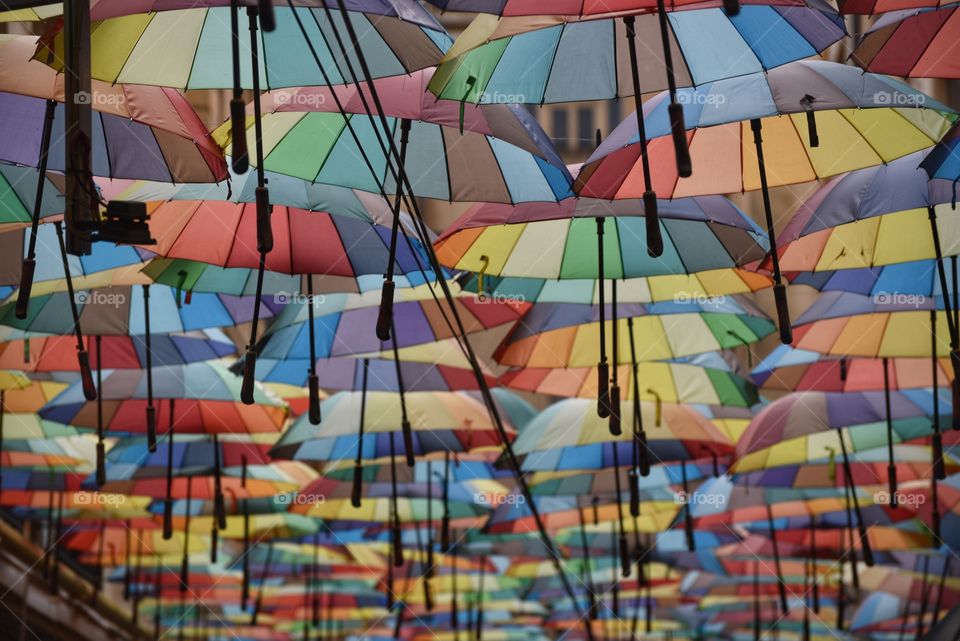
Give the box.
[851,4,960,78]
[576,60,957,342]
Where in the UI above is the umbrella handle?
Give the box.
[308,374,321,426]
[609,384,622,437]
[722,0,740,15]
[376,279,395,342]
[628,470,640,518]
[146,405,157,453]
[78,350,97,401]
[441,515,450,553]
[241,351,258,405]
[619,531,630,577]
[14,259,36,320]
[402,419,415,467]
[258,0,275,31]
[255,186,273,254]
[96,441,106,487]
[933,432,945,480]
[597,362,610,419]
[230,98,249,175]
[643,192,663,258]
[350,462,363,508]
[210,526,218,564]
[668,103,692,178]
[773,283,793,344]
[162,498,173,540]
[638,431,650,477]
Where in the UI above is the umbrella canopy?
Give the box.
[215,70,572,203]
[575,61,956,199]
[36,2,452,89]
[0,34,226,182]
[433,195,768,279]
[495,297,774,368]
[39,362,287,435]
[0,164,63,228]
[427,1,845,103]
[851,4,960,78]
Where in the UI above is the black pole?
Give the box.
[250,542,273,625]
[229,0,249,174]
[15,99,57,320]
[389,431,404,566]
[597,219,610,419]
[932,310,946,480]
[377,118,412,341]
[162,398,175,540]
[883,357,898,505]
[680,462,695,552]
[622,17,662,258]
[391,320,415,467]
[213,433,226,530]
[610,438,630,577]
[54,222,96,400]
[654,0,693,179]
[837,428,874,566]
[751,119,791,344]
[441,450,451,553]
[351,358,368,508]
[609,277,621,436]
[95,335,105,486]
[240,6,272,406]
[307,276,321,425]
[766,505,788,615]
[143,285,157,451]
[627,316,650,495]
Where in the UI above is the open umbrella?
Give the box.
[576,60,958,343]
[851,4,960,78]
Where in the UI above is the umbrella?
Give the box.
[851,4,960,78]
[575,60,958,343]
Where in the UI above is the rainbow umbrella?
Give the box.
[0,34,226,183]
[36,3,451,90]
[0,164,63,228]
[576,60,957,343]
[219,72,572,204]
[850,4,960,78]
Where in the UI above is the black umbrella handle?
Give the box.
[78,350,97,400]
[933,432,946,480]
[609,384,622,437]
[255,186,273,254]
[350,462,363,508]
[210,526,218,564]
[619,531,630,577]
[146,405,157,453]
[308,374,321,425]
[230,99,249,174]
[668,103,692,178]
[722,0,740,15]
[628,470,640,518]
[402,419,415,467]
[258,0,275,31]
[241,351,258,405]
[15,259,36,320]
[96,441,106,487]
[773,283,793,344]
[162,498,173,540]
[597,361,610,418]
[643,192,663,258]
[376,279,395,341]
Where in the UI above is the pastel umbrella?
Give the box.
[218,71,573,204]
[36,3,451,90]
[494,297,774,368]
[922,120,960,189]
[499,357,760,408]
[851,4,960,79]
[428,1,845,104]
[575,60,958,343]
[0,34,227,183]
[752,344,953,393]
[433,195,768,279]
[0,164,63,228]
